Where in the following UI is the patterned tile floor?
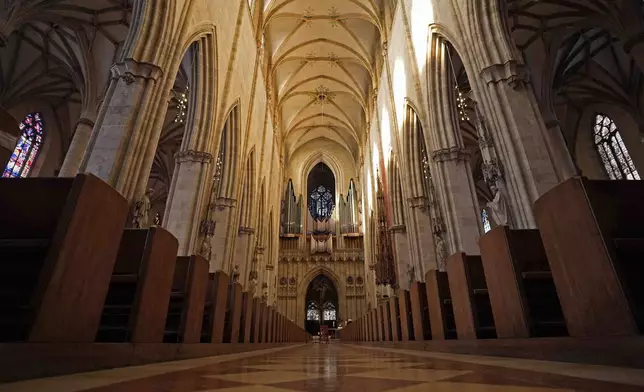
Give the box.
[3,344,644,392]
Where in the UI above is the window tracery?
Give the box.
[309,185,334,221]
[3,113,44,178]
[594,114,640,180]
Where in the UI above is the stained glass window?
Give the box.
[307,302,320,321]
[482,209,491,233]
[309,185,335,221]
[322,302,336,321]
[3,113,44,178]
[594,114,640,180]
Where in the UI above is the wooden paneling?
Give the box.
[129,227,179,343]
[9,175,129,343]
[535,177,639,337]
[446,253,477,340]
[181,256,209,344]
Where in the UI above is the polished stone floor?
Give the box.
[3,343,644,392]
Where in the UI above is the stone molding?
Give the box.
[265,264,274,271]
[278,254,365,263]
[209,197,237,211]
[388,224,406,234]
[110,58,163,85]
[407,196,428,210]
[76,118,95,128]
[431,147,470,163]
[174,149,213,164]
[0,130,17,150]
[480,61,530,89]
[256,246,265,254]
[623,31,644,53]
[238,226,255,235]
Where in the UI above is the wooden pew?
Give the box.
[223,282,243,343]
[239,292,253,343]
[409,282,431,340]
[446,253,496,340]
[480,226,567,338]
[398,290,413,341]
[535,177,644,337]
[200,272,230,343]
[163,255,209,343]
[389,296,401,341]
[252,298,262,343]
[0,174,128,342]
[425,270,457,340]
[96,227,179,343]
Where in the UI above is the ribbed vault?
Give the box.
[262,0,384,163]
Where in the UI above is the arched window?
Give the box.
[322,302,336,321]
[482,209,491,233]
[3,113,44,178]
[306,302,320,321]
[309,185,334,221]
[594,114,640,180]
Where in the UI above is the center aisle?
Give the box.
[3,343,643,391]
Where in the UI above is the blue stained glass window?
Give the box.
[309,185,335,221]
[482,209,491,233]
[3,113,44,178]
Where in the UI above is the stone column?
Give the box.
[59,118,95,177]
[81,59,164,201]
[209,197,237,272]
[476,61,561,228]
[428,37,481,256]
[406,200,438,274]
[163,150,212,256]
[235,227,255,288]
[390,225,411,290]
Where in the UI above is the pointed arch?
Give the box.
[218,101,241,199]
[238,148,256,228]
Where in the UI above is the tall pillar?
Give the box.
[164,150,212,255]
[475,61,562,228]
[235,227,255,287]
[427,36,481,256]
[81,59,165,202]
[59,118,95,177]
[203,197,236,271]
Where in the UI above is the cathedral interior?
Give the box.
[2,0,644,391]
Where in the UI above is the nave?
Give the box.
[3,344,644,392]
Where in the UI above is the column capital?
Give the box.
[238,226,255,235]
[110,59,164,84]
[480,61,530,89]
[76,117,95,128]
[174,149,213,164]
[406,196,428,210]
[209,197,237,211]
[431,147,470,163]
[388,224,406,234]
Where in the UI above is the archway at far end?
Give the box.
[304,274,339,336]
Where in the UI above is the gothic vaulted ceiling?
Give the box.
[262,0,384,162]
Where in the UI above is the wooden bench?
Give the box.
[223,282,243,343]
[480,226,567,338]
[96,227,178,343]
[200,272,230,343]
[398,290,413,341]
[425,270,457,340]
[389,296,402,341]
[239,292,253,343]
[446,253,496,340]
[535,177,644,337]
[409,282,431,340]
[164,255,209,343]
[0,174,128,342]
